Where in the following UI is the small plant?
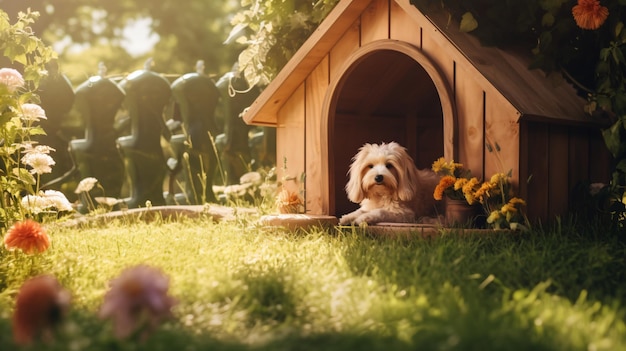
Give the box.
[275,157,304,214]
[473,142,529,230]
[0,9,61,230]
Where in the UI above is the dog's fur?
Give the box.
[339,142,442,225]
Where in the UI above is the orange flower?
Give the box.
[4,220,50,254]
[572,0,609,30]
[433,175,456,200]
[12,275,70,345]
[276,189,303,214]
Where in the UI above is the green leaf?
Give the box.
[615,22,624,38]
[602,120,623,158]
[459,12,478,33]
[541,12,554,27]
[13,167,36,186]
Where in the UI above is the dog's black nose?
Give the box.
[374,174,384,183]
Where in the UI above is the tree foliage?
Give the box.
[229,0,339,87]
[2,0,242,83]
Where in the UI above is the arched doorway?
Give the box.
[324,41,456,217]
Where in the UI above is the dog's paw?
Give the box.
[339,215,355,225]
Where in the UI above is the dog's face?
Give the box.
[345,142,419,203]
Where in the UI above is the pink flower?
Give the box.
[4,220,50,254]
[12,275,71,345]
[0,67,25,93]
[99,265,177,339]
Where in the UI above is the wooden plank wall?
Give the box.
[305,57,330,213]
[276,84,305,198]
[520,121,611,222]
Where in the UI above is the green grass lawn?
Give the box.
[1,213,625,350]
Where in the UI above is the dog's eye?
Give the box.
[367,164,374,169]
[386,163,394,169]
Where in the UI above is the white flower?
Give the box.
[239,171,262,185]
[95,197,121,207]
[21,195,49,214]
[21,152,55,175]
[23,144,55,155]
[0,67,25,93]
[21,190,74,214]
[99,265,177,339]
[42,190,74,212]
[75,177,98,194]
[20,103,47,121]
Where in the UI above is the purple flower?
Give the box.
[99,265,177,339]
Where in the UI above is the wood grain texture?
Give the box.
[305,57,330,214]
[454,63,484,179]
[276,84,306,197]
[361,0,389,44]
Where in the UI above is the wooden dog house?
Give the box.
[243,0,611,222]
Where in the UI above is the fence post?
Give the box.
[116,62,171,208]
[215,66,260,185]
[69,70,126,209]
[168,61,221,204]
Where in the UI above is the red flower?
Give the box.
[12,275,71,345]
[4,220,50,254]
[572,0,609,30]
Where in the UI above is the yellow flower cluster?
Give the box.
[433,157,529,229]
[431,157,463,176]
[432,158,475,201]
[486,197,526,229]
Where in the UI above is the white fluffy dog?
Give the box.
[339,142,441,225]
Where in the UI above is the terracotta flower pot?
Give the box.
[445,198,483,227]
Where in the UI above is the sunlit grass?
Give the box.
[0,214,625,350]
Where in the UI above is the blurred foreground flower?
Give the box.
[4,220,50,254]
[12,275,70,345]
[99,265,177,339]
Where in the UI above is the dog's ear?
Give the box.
[345,146,367,203]
[396,148,419,202]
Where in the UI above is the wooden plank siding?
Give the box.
[361,0,389,44]
[519,121,611,223]
[276,84,306,197]
[305,57,330,214]
[454,63,484,180]
[484,91,521,187]
[390,0,420,46]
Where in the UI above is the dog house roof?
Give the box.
[243,0,589,126]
